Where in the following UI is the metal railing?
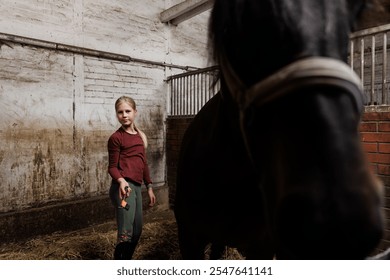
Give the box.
[167,24,390,117]
[167,66,219,117]
[350,23,390,106]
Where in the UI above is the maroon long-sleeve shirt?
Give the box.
[107,127,152,185]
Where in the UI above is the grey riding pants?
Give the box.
[109,180,143,245]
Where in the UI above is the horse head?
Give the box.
[210,0,370,84]
[208,0,384,259]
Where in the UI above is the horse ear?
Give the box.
[346,0,369,19]
[346,0,374,31]
[349,0,385,30]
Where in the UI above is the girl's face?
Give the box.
[116,101,137,128]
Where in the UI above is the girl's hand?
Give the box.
[147,185,156,207]
[118,178,131,199]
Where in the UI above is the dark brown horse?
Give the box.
[174,0,384,259]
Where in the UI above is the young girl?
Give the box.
[108,96,156,260]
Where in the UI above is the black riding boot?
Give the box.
[209,243,225,259]
[114,242,135,260]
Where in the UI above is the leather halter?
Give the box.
[219,56,364,114]
[219,57,365,242]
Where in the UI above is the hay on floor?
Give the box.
[0,210,243,260]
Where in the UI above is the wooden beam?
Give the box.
[160,0,213,25]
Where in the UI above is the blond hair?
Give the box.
[115,96,148,149]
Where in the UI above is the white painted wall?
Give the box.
[0,0,211,212]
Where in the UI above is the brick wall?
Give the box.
[361,110,390,252]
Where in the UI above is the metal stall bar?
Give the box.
[361,38,365,88]
[383,32,388,105]
[350,39,354,69]
[171,78,175,116]
[371,35,376,104]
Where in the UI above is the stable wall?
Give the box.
[0,0,211,241]
[0,43,168,211]
[0,0,210,67]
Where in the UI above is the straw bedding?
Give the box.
[0,209,243,260]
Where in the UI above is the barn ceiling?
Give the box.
[160,0,213,25]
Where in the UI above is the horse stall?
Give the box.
[0,0,390,260]
[167,24,390,256]
[0,0,211,244]
[350,24,390,252]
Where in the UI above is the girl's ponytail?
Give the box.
[134,124,148,149]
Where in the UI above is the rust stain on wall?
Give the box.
[0,150,5,164]
[32,144,46,203]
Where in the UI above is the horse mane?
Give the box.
[208,0,372,87]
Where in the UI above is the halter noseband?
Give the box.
[220,56,364,114]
